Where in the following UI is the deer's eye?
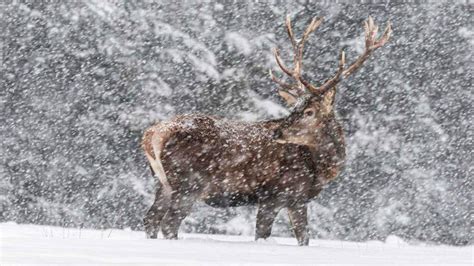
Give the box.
[304,109,314,117]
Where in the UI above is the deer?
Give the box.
[141,15,391,246]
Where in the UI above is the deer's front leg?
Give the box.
[288,203,309,246]
[255,201,282,241]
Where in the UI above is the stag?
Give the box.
[142,15,391,245]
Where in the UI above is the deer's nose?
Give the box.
[272,128,283,140]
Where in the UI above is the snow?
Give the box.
[1,1,471,250]
[1,223,472,264]
[225,32,253,56]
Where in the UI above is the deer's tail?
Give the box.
[142,125,173,196]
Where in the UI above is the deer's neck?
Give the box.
[307,118,346,185]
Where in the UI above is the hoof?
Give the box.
[145,232,158,239]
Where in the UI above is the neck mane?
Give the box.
[307,116,346,186]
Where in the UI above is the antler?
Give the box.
[299,16,392,95]
[270,15,323,96]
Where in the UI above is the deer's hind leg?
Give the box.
[160,192,195,239]
[144,180,171,239]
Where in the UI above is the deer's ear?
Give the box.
[321,87,336,115]
[278,90,298,106]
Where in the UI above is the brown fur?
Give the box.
[141,15,389,246]
[142,111,345,245]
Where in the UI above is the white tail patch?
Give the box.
[145,131,173,196]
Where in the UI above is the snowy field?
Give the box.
[0,222,471,265]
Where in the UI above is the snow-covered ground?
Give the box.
[0,222,471,265]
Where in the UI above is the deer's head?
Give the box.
[270,16,391,147]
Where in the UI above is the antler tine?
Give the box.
[372,21,392,49]
[271,15,323,95]
[317,50,346,94]
[269,69,294,91]
[272,48,294,77]
[300,16,391,95]
[301,50,345,95]
[299,17,324,55]
[294,17,323,78]
[285,15,297,51]
[342,17,392,78]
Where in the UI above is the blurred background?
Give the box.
[1,1,472,245]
